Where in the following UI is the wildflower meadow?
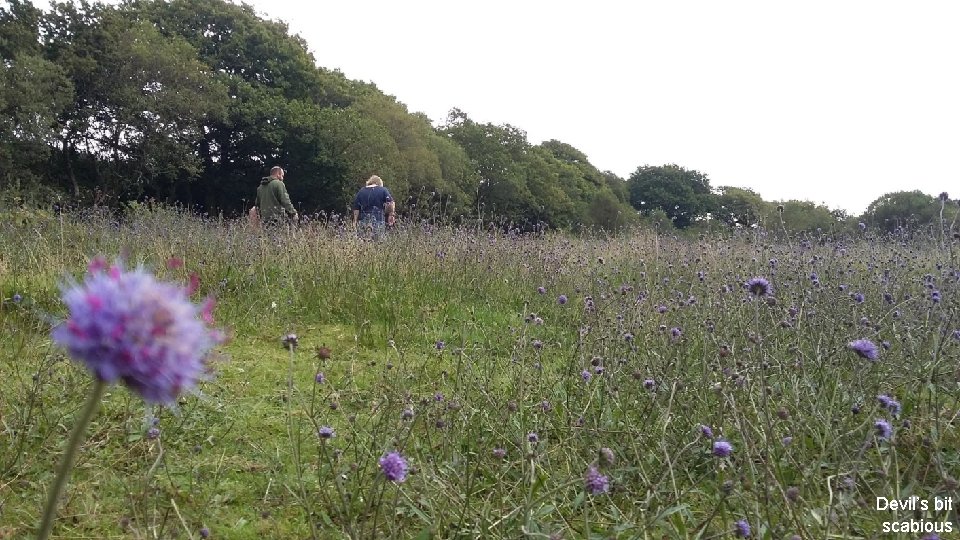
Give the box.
[1,206,959,539]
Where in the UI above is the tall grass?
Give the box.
[1,205,958,538]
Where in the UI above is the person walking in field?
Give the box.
[352,175,395,240]
[250,166,298,226]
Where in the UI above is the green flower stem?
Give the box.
[37,378,107,540]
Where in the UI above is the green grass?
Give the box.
[1,206,959,538]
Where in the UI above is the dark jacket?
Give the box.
[256,177,297,223]
[352,185,393,221]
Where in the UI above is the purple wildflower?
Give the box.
[584,465,610,495]
[537,286,546,294]
[734,519,751,538]
[877,394,902,415]
[931,290,941,303]
[858,222,866,231]
[713,440,734,457]
[492,447,506,459]
[745,277,772,297]
[852,292,865,304]
[282,333,298,349]
[643,379,655,390]
[599,447,615,465]
[318,426,335,439]
[146,427,160,440]
[580,369,592,382]
[315,372,326,384]
[874,419,892,440]
[657,304,668,314]
[848,339,878,360]
[557,294,568,305]
[435,340,445,350]
[700,425,714,438]
[199,527,210,539]
[527,432,539,443]
[12,293,22,303]
[379,451,409,482]
[52,259,223,405]
[402,408,414,420]
[670,327,682,338]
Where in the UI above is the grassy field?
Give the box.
[1,206,959,539]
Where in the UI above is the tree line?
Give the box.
[1,0,956,233]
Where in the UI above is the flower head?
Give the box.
[745,277,772,297]
[580,369,592,383]
[713,440,734,457]
[527,432,539,443]
[52,259,223,404]
[848,339,879,361]
[379,451,409,482]
[584,465,610,495]
[318,426,335,439]
[700,424,714,438]
[557,294,568,305]
[12,293,22,304]
[877,394,902,415]
[874,419,892,440]
[733,519,751,538]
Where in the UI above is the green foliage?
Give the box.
[762,199,843,235]
[4,210,959,538]
[627,164,712,229]
[712,186,764,228]
[862,190,958,233]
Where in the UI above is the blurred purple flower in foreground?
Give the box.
[52,258,223,404]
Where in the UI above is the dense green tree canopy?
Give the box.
[3,0,940,235]
[862,190,957,233]
[627,164,711,228]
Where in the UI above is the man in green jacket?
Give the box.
[254,166,298,225]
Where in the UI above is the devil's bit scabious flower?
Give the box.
[713,440,734,457]
[874,419,893,440]
[379,451,409,482]
[733,519,751,538]
[745,277,772,297]
[52,259,223,405]
[848,339,879,361]
[584,465,610,495]
[557,294,568,305]
[318,426,335,439]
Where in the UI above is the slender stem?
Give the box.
[37,379,107,540]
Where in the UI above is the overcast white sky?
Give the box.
[237,0,960,215]
[29,0,960,214]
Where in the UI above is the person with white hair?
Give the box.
[352,175,395,240]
